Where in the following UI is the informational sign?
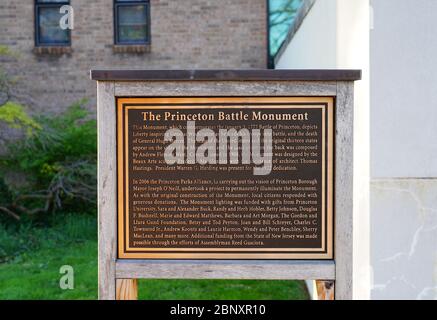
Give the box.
[117,97,334,259]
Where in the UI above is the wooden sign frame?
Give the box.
[92,69,360,300]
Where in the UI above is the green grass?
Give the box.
[0,214,309,300]
[0,238,97,299]
[139,279,308,300]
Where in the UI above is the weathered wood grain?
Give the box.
[334,81,354,300]
[116,279,138,300]
[91,69,361,81]
[316,280,335,300]
[98,81,117,300]
[114,80,337,97]
[115,260,335,280]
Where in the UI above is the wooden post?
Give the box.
[116,279,138,300]
[316,280,335,300]
[334,81,354,299]
[97,81,117,300]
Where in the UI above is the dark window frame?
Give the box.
[114,0,151,45]
[35,0,71,47]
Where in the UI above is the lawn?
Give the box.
[0,214,309,300]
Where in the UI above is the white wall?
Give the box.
[370,0,437,299]
[277,0,437,300]
[370,0,437,178]
[275,0,337,69]
[276,0,371,299]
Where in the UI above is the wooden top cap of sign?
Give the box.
[90,69,362,82]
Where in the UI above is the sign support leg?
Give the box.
[116,279,138,300]
[97,81,117,300]
[316,280,335,300]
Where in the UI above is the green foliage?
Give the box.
[0,102,41,136]
[0,100,97,222]
[6,99,95,179]
[0,212,96,263]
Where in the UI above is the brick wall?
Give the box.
[0,0,267,113]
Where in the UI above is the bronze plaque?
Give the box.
[117,97,334,259]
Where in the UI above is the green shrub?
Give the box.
[0,212,96,262]
[0,100,97,223]
[0,102,40,136]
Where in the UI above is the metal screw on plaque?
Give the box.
[59,265,74,290]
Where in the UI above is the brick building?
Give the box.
[0,0,268,113]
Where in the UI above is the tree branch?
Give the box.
[0,206,21,221]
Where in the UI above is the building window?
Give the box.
[35,0,71,46]
[114,0,150,45]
